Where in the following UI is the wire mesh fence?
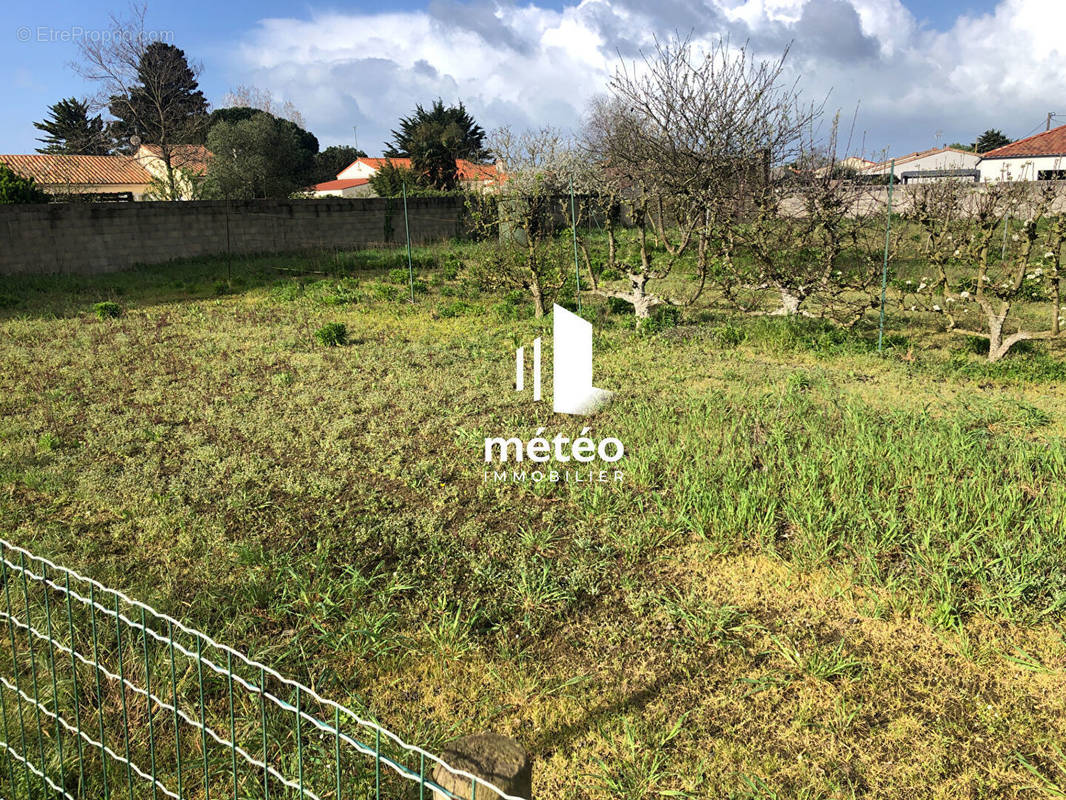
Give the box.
[0,539,524,800]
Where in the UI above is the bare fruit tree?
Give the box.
[466,126,588,317]
[902,180,1063,361]
[724,120,893,321]
[582,36,818,321]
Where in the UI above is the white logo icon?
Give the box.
[515,304,613,415]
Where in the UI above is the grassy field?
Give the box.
[3,245,1066,799]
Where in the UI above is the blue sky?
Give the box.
[4,0,1063,161]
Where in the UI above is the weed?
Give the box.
[438,300,474,318]
[93,301,121,320]
[313,322,347,347]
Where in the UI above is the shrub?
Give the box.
[388,268,409,285]
[600,267,622,281]
[710,323,745,347]
[271,282,303,302]
[441,258,461,280]
[607,297,634,316]
[371,283,402,302]
[313,322,348,347]
[213,281,230,295]
[0,294,21,309]
[93,301,121,320]
[0,164,49,204]
[438,300,474,318]
[638,304,681,335]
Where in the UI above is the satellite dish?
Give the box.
[130,135,142,147]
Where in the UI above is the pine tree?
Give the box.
[385,99,488,162]
[33,98,110,155]
[976,129,1011,153]
[107,41,209,151]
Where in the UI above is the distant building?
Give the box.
[0,143,211,201]
[311,156,504,197]
[0,153,152,200]
[977,125,1066,182]
[863,146,981,183]
[310,178,373,198]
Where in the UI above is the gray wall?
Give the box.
[0,197,467,276]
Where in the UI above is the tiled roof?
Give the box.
[863,146,977,171]
[0,154,151,186]
[351,157,503,182]
[137,144,212,175]
[313,178,370,191]
[981,126,1066,159]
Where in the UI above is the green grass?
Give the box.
[2,247,1066,798]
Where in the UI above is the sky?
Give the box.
[3,0,1064,163]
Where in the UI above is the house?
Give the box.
[311,156,504,197]
[977,125,1066,182]
[0,153,153,200]
[309,178,373,198]
[0,143,212,201]
[134,144,211,198]
[863,146,981,183]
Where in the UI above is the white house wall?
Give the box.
[978,155,1066,182]
[336,162,377,180]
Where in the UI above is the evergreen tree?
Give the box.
[976,129,1012,153]
[34,98,110,155]
[385,99,488,162]
[367,160,419,197]
[206,112,315,200]
[107,42,209,151]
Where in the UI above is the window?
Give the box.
[1037,169,1066,181]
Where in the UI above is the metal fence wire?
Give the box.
[0,539,523,800]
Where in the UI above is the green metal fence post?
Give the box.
[296,685,305,799]
[403,181,415,303]
[2,547,32,794]
[878,159,896,354]
[65,573,85,793]
[40,563,66,796]
[570,179,582,312]
[18,552,48,798]
[374,728,381,800]
[89,584,110,800]
[167,621,183,800]
[114,595,135,800]
[0,651,14,794]
[334,706,342,800]
[259,666,268,800]
[227,651,238,800]
[140,608,159,800]
[196,638,210,800]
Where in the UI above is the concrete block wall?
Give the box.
[0,197,466,276]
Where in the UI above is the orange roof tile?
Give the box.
[313,178,369,191]
[0,154,151,186]
[981,125,1066,159]
[352,157,503,183]
[138,144,212,175]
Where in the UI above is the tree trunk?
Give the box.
[628,272,657,319]
[770,287,803,316]
[530,282,545,318]
[981,299,1030,362]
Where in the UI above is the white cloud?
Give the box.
[229,0,1066,162]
